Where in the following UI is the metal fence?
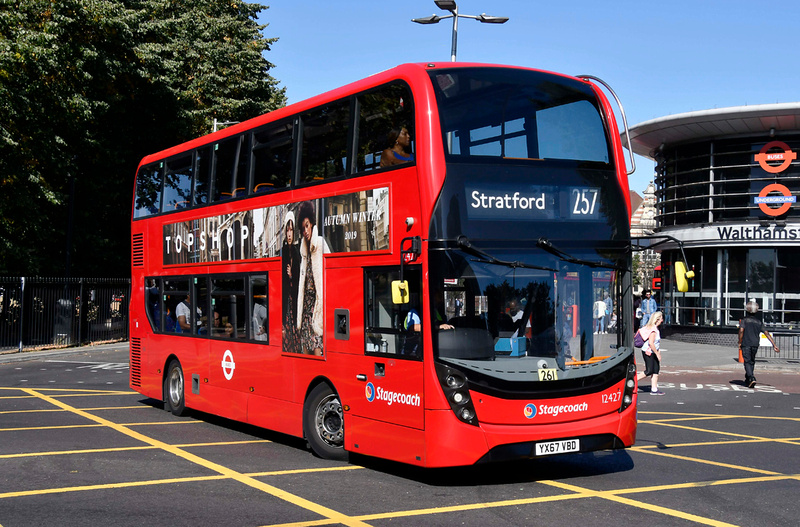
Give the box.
[0,277,130,353]
[769,333,800,360]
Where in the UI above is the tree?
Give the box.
[632,253,642,289]
[0,0,285,276]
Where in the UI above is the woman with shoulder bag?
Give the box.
[636,311,665,396]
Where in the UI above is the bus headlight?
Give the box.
[435,362,479,427]
[446,374,465,389]
[619,358,637,413]
[452,391,469,405]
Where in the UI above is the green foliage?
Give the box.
[0,0,286,276]
[632,254,642,288]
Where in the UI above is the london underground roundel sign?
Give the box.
[755,183,795,216]
[755,141,796,173]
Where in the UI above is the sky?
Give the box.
[260,1,800,193]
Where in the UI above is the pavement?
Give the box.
[1,339,798,371]
[658,338,800,372]
[0,341,130,364]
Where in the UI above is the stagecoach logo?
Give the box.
[524,402,589,419]
[524,403,537,419]
[221,350,236,380]
[364,382,421,406]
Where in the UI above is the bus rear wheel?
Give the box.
[164,359,187,416]
[304,383,348,461]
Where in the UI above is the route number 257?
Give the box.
[571,188,598,217]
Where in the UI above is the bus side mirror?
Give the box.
[674,261,695,292]
[392,280,409,304]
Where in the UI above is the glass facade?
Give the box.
[651,135,800,329]
[655,137,800,226]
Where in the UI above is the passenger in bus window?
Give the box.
[432,289,454,330]
[401,298,422,357]
[297,201,330,356]
[253,296,267,341]
[176,294,201,333]
[146,280,160,328]
[380,127,414,167]
[282,211,301,353]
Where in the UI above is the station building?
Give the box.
[627,103,800,345]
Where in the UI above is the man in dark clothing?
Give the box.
[738,301,780,388]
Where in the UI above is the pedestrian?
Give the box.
[636,311,665,395]
[593,295,606,334]
[640,289,657,324]
[603,291,613,333]
[738,301,780,388]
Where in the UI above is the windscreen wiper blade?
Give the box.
[536,237,624,271]
[457,236,556,272]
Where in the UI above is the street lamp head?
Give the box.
[435,0,458,12]
[478,13,509,24]
[412,14,441,24]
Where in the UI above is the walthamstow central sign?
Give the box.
[661,224,800,246]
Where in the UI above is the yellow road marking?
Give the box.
[0,466,363,500]
[643,420,800,447]
[0,387,133,395]
[2,387,797,526]
[0,405,147,415]
[260,472,796,527]
[0,439,273,459]
[631,447,783,475]
[21,389,371,527]
[263,493,587,527]
[539,480,741,527]
[644,415,800,423]
[633,437,800,449]
[0,421,200,432]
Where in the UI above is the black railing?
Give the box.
[0,277,130,353]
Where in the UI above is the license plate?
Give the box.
[535,439,580,456]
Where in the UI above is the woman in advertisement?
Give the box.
[282,210,301,353]
[297,201,329,356]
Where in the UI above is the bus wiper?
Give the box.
[456,236,556,272]
[536,237,623,271]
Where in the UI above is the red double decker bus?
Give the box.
[130,63,637,467]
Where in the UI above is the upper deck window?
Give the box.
[430,68,611,164]
[252,120,294,192]
[212,135,250,202]
[356,83,415,172]
[163,154,193,211]
[194,147,211,206]
[134,163,162,218]
[299,100,350,183]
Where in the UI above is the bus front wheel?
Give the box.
[164,359,187,416]
[304,383,348,461]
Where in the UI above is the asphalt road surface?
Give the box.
[1,342,799,527]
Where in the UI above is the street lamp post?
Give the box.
[212,118,240,133]
[412,0,508,62]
